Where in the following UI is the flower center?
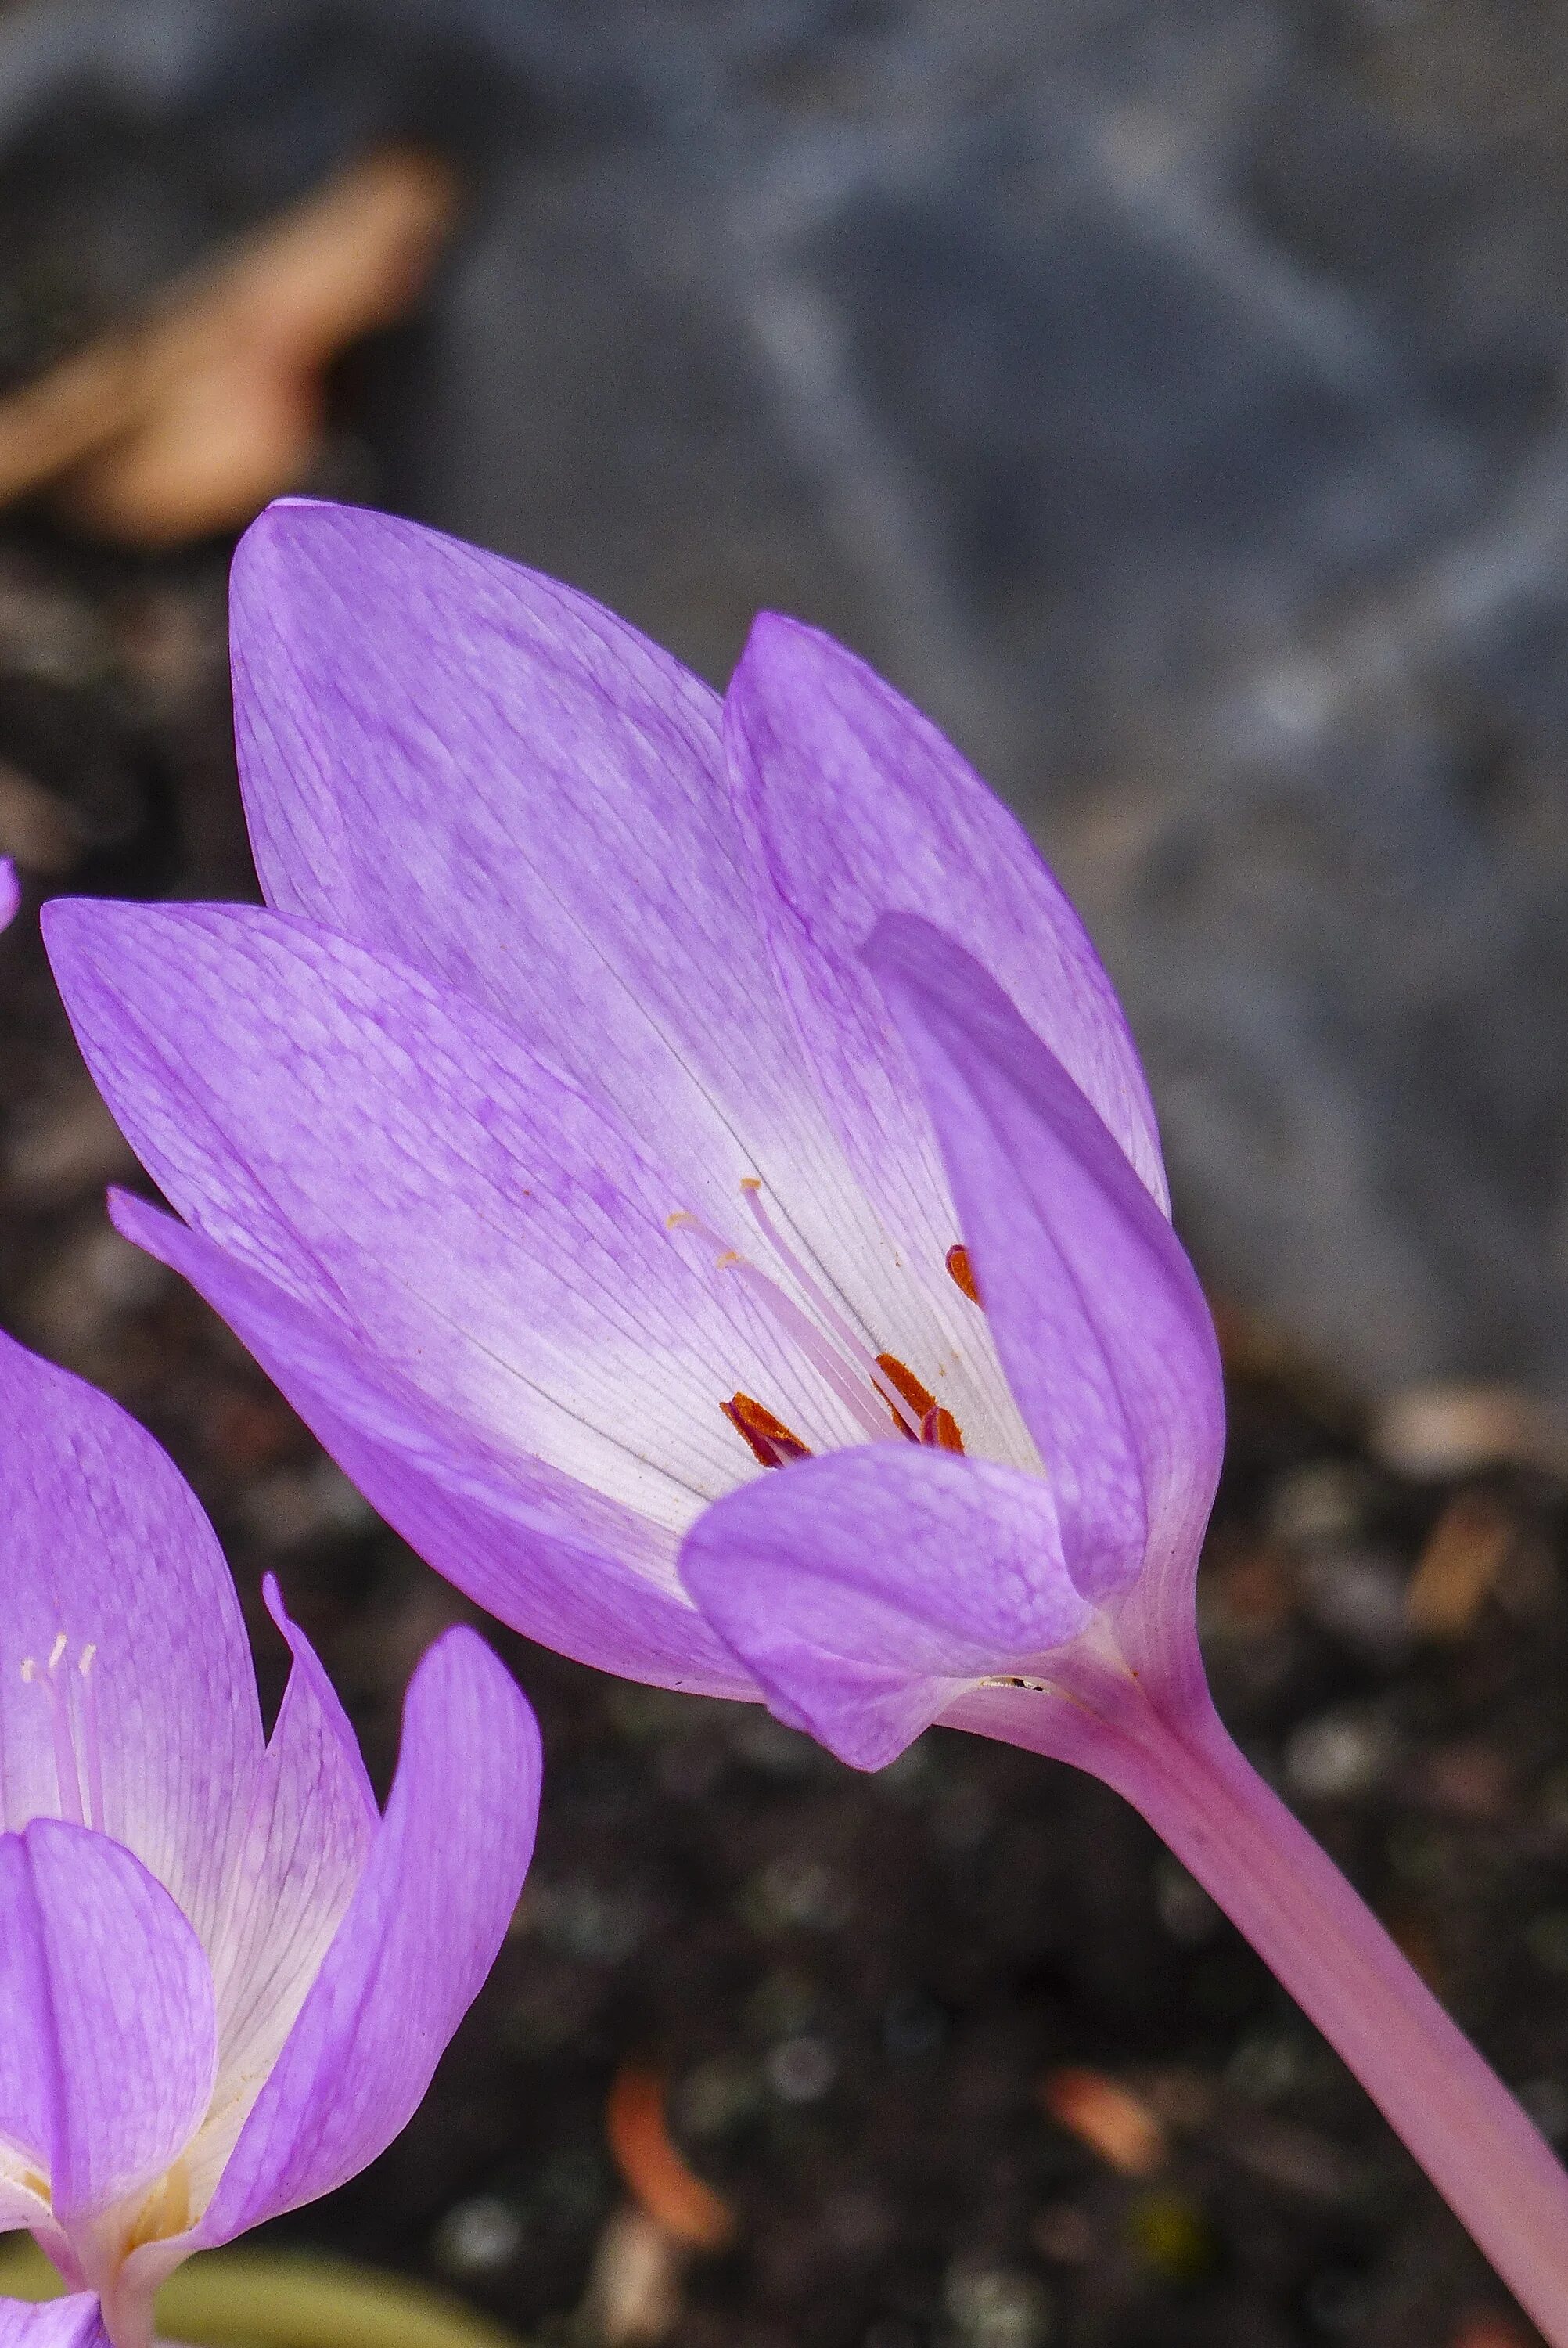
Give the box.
[672,1179,970,1471]
[20,1633,105,1832]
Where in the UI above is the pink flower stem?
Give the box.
[957,1652,1568,2344]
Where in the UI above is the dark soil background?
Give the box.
[5,4,1568,2345]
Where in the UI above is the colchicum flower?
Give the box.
[0,1325,540,2348]
[41,501,1568,2341]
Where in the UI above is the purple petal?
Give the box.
[45,899,846,1522]
[0,1332,262,1952]
[0,859,18,932]
[107,1193,757,1699]
[680,1447,1089,1770]
[229,501,830,1221]
[0,2298,108,2347]
[866,915,1225,1608]
[0,1839,55,2199]
[194,1578,378,2206]
[185,1627,539,2245]
[725,613,1168,1208]
[0,1822,215,2226]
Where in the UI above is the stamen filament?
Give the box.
[670,1206,893,1442]
[21,1637,106,1831]
[721,1254,894,1442]
[739,1183,926,1439]
[45,1639,85,1828]
[77,1646,104,1835]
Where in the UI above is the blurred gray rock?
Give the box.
[11,0,1568,1398]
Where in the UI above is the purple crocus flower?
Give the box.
[0,1325,540,2348]
[39,502,1568,2340]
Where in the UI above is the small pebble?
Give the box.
[675,2056,761,2140]
[1268,1459,1372,1546]
[1286,1711,1394,1800]
[944,2261,1053,2348]
[766,2033,836,2102]
[756,1854,851,1930]
[430,2194,525,2278]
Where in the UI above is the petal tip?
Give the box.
[735,607,835,682]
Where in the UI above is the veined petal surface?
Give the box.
[107,1197,754,1697]
[228,505,999,1459]
[726,616,1178,1468]
[868,916,1224,1605]
[680,1447,1089,1770]
[725,614,1167,1205]
[179,1630,539,2250]
[192,1579,377,2207]
[0,1823,215,2227]
[231,501,844,1236]
[44,899,867,1524]
[0,1334,261,1953]
[0,2296,109,2347]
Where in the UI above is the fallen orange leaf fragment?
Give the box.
[1406,1489,1516,1640]
[0,146,457,544]
[1041,2067,1167,2177]
[605,2064,735,2252]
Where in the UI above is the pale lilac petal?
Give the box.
[109,1194,757,1699]
[0,2296,108,2347]
[0,1838,55,2191]
[0,1333,261,1952]
[185,1628,539,2245]
[230,501,835,1223]
[866,915,1225,1606]
[0,2186,50,2238]
[725,613,1168,1208]
[680,1448,1089,1770]
[192,1578,377,2206]
[0,860,18,932]
[0,1823,215,2225]
[45,899,861,1522]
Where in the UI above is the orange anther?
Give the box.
[945,1244,981,1305]
[922,1406,965,1453]
[721,1392,811,1468]
[875,1353,937,1438]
